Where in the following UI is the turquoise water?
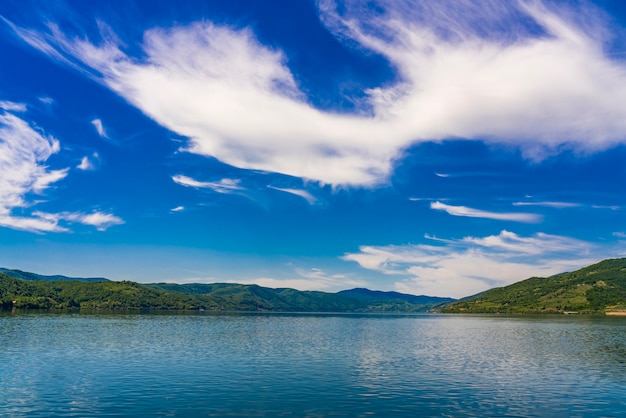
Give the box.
[1,312,625,417]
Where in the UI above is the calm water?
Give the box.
[1,312,625,417]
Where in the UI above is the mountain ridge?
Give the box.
[338,287,454,305]
[7,258,626,314]
[439,258,626,314]
[0,269,451,312]
[0,268,109,283]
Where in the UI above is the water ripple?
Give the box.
[1,312,625,417]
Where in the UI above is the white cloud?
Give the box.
[33,211,124,231]
[430,201,541,223]
[227,268,366,291]
[268,185,317,205]
[0,108,68,231]
[513,201,580,208]
[613,232,626,239]
[593,205,621,210]
[172,175,243,194]
[9,1,626,185]
[0,105,122,233]
[66,211,124,231]
[77,157,92,170]
[0,213,68,233]
[0,101,27,112]
[38,97,54,105]
[343,230,601,298]
[170,206,185,212]
[77,155,94,170]
[91,118,107,138]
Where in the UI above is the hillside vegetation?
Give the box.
[0,268,108,282]
[0,274,198,310]
[0,273,449,312]
[440,258,626,314]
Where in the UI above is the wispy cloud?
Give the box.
[226,268,365,291]
[593,205,621,210]
[38,96,54,105]
[268,185,317,205]
[0,107,68,232]
[513,201,580,208]
[0,213,68,233]
[91,118,107,138]
[170,206,185,212]
[62,211,123,231]
[172,175,243,194]
[343,230,600,298]
[0,103,122,233]
[33,211,124,232]
[0,100,27,112]
[10,0,626,185]
[430,201,541,223]
[77,153,99,171]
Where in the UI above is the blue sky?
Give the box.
[1,0,626,298]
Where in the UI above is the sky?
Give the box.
[1,0,626,298]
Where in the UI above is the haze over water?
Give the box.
[1,312,625,417]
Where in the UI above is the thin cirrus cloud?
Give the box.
[0,102,122,233]
[430,201,541,223]
[33,211,124,232]
[77,156,93,170]
[226,268,366,291]
[172,175,244,194]
[512,201,581,208]
[0,104,68,232]
[7,0,626,186]
[343,230,601,298]
[267,186,317,205]
[593,205,621,210]
[90,118,107,138]
[60,211,123,231]
[0,100,27,112]
[77,152,99,171]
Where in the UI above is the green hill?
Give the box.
[145,283,449,312]
[440,258,626,314]
[0,273,200,310]
[144,282,366,311]
[0,272,450,312]
[0,268,108,282]
[338,288,454,311]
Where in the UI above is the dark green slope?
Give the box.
[146,283,439,312]
[0,273,203,310]
[0,272,444,312]
[440,258,626,314]
[146,282,363,311]
[339,288,455,305]
[0,268,108,282]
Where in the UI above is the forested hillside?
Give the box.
[0,273,449,312]
[440,258,626,314]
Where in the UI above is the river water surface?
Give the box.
[1,312,625,417]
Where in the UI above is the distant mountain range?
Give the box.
[6,258,626,314]
[0,268,108,283]
[439,258,626,314]
[338,288,453,305]
[0,268,453,312]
